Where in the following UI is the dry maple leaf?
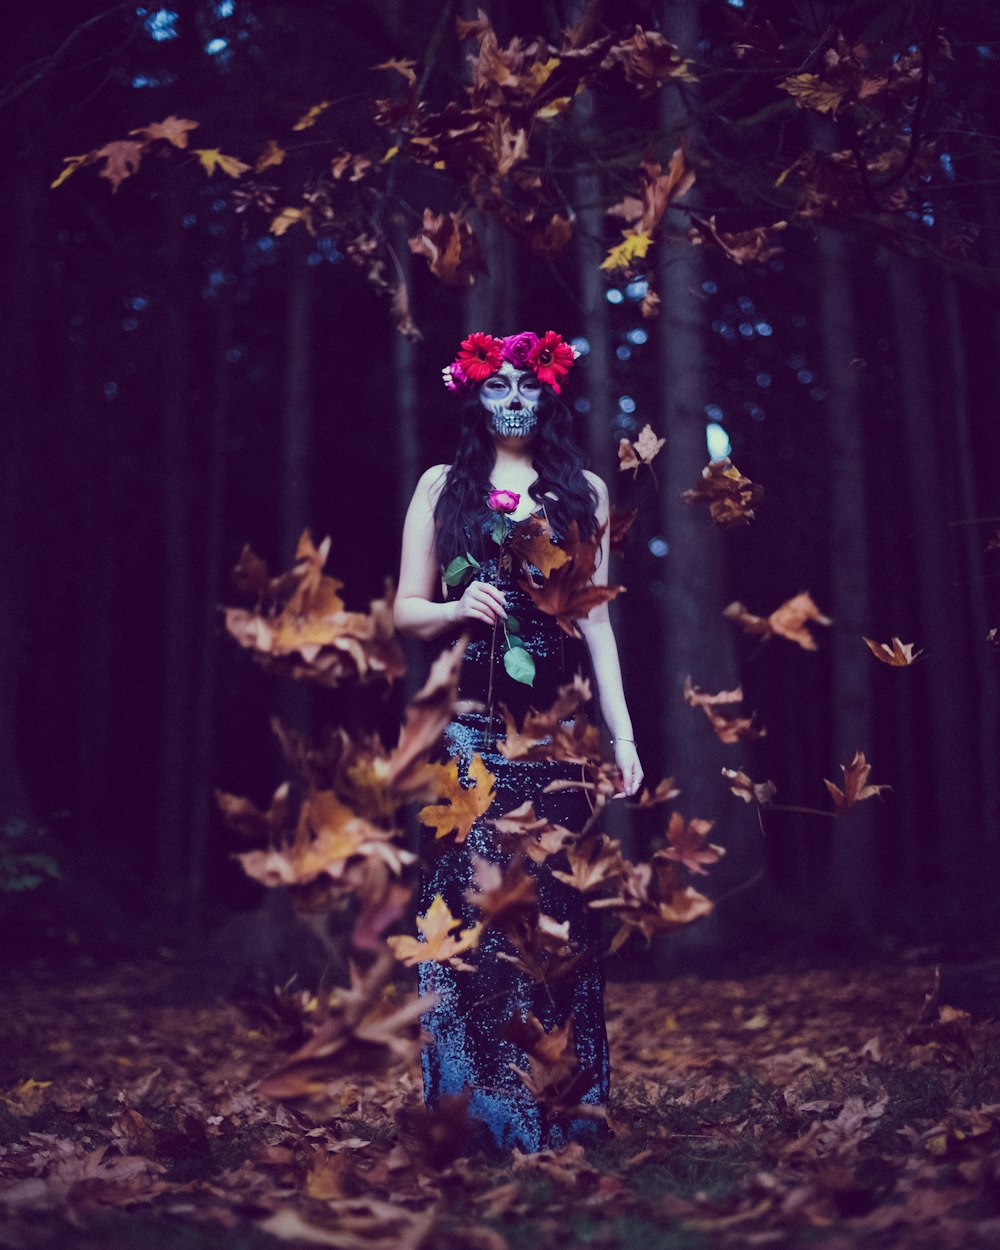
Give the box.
[824,751,890,813]
[386,638,466,794]
[509,514,571,579]
[194,148,251,178]
[409,209,486,287]
[689,215,788,265]
[681,458,763,527]
[254,138,286,173]
[551,835,626,893]
[657,813,725,876]
[129,115,199,149]
[722,767,777,806]
[724,592,832,651]
[291,100,330,130]
[863,636,924,666]
[518,522,622,638]
[684,676,766,744]
[609,505,638,552]
[779,72,846,114]
[606,150,695,236]
[94,140,144,192]
[466,853,538,928]
[418,753,496,841]
[387,894,482,966]
[216,782,290,841]
[618,424,665,476]
[601,230,653,275]
[632,777,681,808]
[604,26,697,93]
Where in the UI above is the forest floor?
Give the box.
[1,956,999,1250]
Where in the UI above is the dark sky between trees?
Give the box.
[1,0,998,958]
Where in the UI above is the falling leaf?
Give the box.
[509,514,571,578]
[254,138,286,173]
[551,836,626,893]
[387,894,481,966]
[292,100,330,131]
[606,150,695,236]
[722,767,777,805]
[129,115,199,148]
[408,209,486,287]
[863,636,924,666]
[387,638,466,794]
[641,289,661,318]
[724,592,831,651]
[824,751,890,813]
[194,148,251,178]
[518,523,622,638]
[216,782,290,841]
[609,505,638,552]
[418,753,496,842]
[682,458,763,526]
[618,424,665,476]
[657,813,725,876]
[50,153,92,189]
[684,676,766,744]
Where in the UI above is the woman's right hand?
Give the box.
[453,580,507,628]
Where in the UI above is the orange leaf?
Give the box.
[194,148,251,178]
[863,636,924,666]
[408,209,485,287]
[387,894,481,965]
[255,138,286,173]
[518,523,622,638]
[509,514,571,578]
[682,458,763,527]
[684,676,766,744]
[94,140,144,192]
[129,115,199,148]
[618,424,665,476]
[823,751,890,813]
[725,592,831,651]
[721,767,776,805]
[657,813,725,876]
[418,754,496,842]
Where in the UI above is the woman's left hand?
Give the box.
[614,740,643,798]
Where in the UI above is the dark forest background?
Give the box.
[2,0,998,972]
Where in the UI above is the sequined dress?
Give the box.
[418,515,610,1153]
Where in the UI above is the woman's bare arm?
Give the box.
[394,465,508,640]
[576,472,644,796]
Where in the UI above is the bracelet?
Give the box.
[613,737,636,745]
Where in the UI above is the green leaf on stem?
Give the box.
[504,644,535,686]
[504,615,520,634]
[443,552,480,587]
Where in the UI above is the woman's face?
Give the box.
[479,362,542,439]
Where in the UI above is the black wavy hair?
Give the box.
[433,386,599,568]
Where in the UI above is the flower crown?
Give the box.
[442,330,580,396]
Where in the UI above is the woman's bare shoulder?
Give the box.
[582,469,608,501]
[416,463,451,501]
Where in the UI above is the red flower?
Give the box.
[457,332,504,382]
[487,488,520,513]
[527,331,576,393]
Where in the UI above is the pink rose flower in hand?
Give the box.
[487,488,520,513]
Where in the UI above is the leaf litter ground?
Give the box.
[2,957,1000,1249]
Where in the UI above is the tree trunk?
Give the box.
[818,229,875,929]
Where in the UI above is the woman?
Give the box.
[395,330,643,1152]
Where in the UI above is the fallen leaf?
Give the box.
[387,894,481,966]
[418,753,496,841]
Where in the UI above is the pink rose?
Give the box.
[501,331,540,370]
[442,361,473,393]
[487,488,520,513]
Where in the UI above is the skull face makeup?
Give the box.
[479,360,542,439]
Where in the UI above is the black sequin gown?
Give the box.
[418,516,610,1153]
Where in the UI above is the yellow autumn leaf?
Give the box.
[51,154,91,189]
[386,894,482,965]
[269,206,315,237]
[418,754,496,842]
[599,231,653,273]
[292,101,330,131]
[194,148,251,178]
[779,73,845,115]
